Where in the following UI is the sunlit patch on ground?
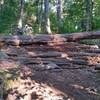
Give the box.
[5,77,70,100]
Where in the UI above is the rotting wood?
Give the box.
[7,51,63,58]
[0,56,98,70]
[8,56,95,66]
[65,31,100,41]
[0,31,100,46]
[95,64,100,70]
[5,50,100,61]
[66,52,100,57]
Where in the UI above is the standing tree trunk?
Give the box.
[16,0,25,34]
[44,0,52,34]
[91,0,94,29]
[35,0,40,33]
[36,0,44,33]
[56,0,63,33]
[81,0,85,31]
[86,0,92,31]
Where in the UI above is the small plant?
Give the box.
[0,66,20,99]
[80,39,100,46]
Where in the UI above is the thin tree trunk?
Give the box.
[35,0,40,33]
[44,0,52,34]
[56,0,63,33]
[39,0,44,33]
[91,0,94,29]
[16,0,25,34]
[81,0,85,31]
[86,0,92,31]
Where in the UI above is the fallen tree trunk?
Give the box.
[9,56,98,66]
[65,31,100,41]
[7,51,100,58]
[0,31,100,46]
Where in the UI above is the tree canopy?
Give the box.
[0,0,100,34]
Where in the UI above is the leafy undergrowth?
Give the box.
[80,39,100,46]
[0,67,20,98]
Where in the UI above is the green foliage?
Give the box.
[0,0,100,34]
[50,13,58,32]
[80,39,100,45]
[0,0,19,34]
[0,66,20,92]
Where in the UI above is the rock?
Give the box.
[46,63,60,70]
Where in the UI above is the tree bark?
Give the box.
[0,31,100,45]
[35,0,43,33]
[56,0,63,33]
[86,0,92,31]
[44,0,52,34]
[81,0,85,31]
[16,0,25,34]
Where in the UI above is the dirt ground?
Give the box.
[0,41,100,100]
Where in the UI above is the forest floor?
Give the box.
[0,36,100,100]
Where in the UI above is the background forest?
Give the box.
[0,0,100,35]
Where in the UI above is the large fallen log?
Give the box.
[65,31,100,41]
[0,31,100,46]
[6,51,100,58]
[9,56,97,66]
